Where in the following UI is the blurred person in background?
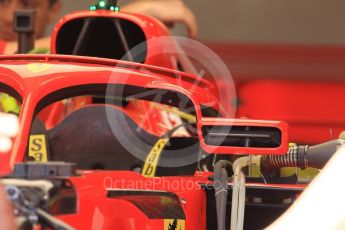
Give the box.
[0,0,197,54]
[0,183,15,230]
[0,0,62,54]
[0,112,18,230]
[0,112,18,153]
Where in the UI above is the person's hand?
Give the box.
[0,113,18,153]
[0,183,16,230]
[122,0,198,38]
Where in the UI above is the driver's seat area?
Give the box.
[47,105,200,176]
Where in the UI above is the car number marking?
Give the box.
[164,219,185,230]
[28,135,48,162]
[142,137,169,177]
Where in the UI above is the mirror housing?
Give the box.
[199,118,288,155]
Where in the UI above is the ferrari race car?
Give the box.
[1,1,345,230]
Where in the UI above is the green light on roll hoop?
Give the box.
[89,0,120,11]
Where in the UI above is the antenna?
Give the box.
[13,10,36,54]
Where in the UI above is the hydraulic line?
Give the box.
[213,160,232,230]
[231,157,249,230]
[237,174,246,230]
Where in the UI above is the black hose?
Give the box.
[261,139,345,177]
[36,208,75,230]
[260,144,306,177]
[214,160,232,230]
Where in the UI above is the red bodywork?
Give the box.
[199,118,289,155]
[0,54,211,229]
[0,54,298,229]
[0,54,216,172]
[0,11,309,230]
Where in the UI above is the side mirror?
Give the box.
[198,118,288,155]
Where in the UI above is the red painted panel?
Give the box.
[237,80,345,144]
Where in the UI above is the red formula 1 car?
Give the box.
[0,1,343,230]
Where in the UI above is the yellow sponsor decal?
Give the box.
[164,219,185,230]
[28,135,48,162]
[142,138,169,177]
[27,63,52,73]
[288,142,297,148]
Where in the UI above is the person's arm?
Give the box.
[122,0,198,38]
[0,113,17,229]
[0,40,7,54]
[0,184,16,230]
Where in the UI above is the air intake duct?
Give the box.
[261,139,345,177]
